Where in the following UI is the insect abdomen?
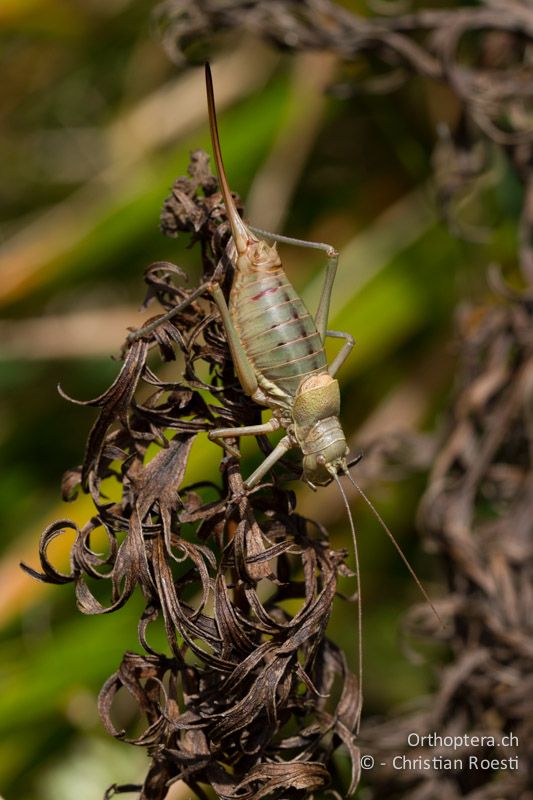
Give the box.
[231,268,327,397]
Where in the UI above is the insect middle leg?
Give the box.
[209,430,294,490]
[209,419,293,488]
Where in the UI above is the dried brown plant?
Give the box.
[358,273,533,798]
[24,152,360,800]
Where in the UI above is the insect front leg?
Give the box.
[248,225,338,340]
[208,418,280,458]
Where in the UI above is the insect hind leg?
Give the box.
[126,281,212,345]
[208,282,259,398]
[248,225,338,341]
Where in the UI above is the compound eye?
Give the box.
[317,454,326,466]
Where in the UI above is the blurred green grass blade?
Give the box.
[1,56,284,309]
[0,596,148,734]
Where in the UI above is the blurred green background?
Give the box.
[0,1,522,798]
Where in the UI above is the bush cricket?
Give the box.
[130,63,442,726]
[203,63,354,492]
[208,62,445,715]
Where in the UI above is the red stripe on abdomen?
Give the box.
[251,285,281,302]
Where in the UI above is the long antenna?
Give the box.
[344,471,445,629]
[205,62,250,254]
[334,473,363,734]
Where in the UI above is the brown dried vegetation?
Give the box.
[24,152,360,800]
[360,277,533,798]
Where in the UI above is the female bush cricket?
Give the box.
[202,61,441,695]
[131,63,442,718]
[203,63,354,492]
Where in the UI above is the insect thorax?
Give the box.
[292,374,348,483]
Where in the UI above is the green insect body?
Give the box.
[204,60,443,671]
[203,64,365,718]
[205,64,354,489]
